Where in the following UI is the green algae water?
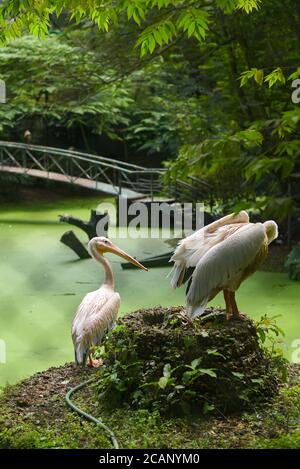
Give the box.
[0,196,299,386]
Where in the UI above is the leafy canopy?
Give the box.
[0,34,133,137]
[0,0,262,53]
[0,0,299,225]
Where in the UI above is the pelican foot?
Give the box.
[87,358,103,368]
[226,310,246,320]
[230,312,247,321]
[237,312,247,320]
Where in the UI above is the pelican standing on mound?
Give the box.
[72,237,148,367]
[170,211,278,319]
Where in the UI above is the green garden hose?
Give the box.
[65,377,119,449]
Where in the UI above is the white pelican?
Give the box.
[72,237,148,366]
[170,211,278,319]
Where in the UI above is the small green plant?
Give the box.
[97,341,144,408]
[256,314,285,354]
[256,314,285,345]
[256,314,288,382]
[141,358,218,416]
[98,352,218,416]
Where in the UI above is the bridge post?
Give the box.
[68,156,74,183]
[150,172,153,202]
[22,148,26,168]
[118,172,122,196]
[113,168,117,187]
[67,156,70,182]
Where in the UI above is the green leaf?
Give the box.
[183,336,196,348]
[176,9,210,43]
[158,376,169,389]
[198,368,217,378]
[288,67,300,81]
[135,19,177,56]
[174,385,185,390]
[191,358,202,369]
[206,348,226,358]
[163,363,172,378]
[236,0,261,14]
[203,402,215,414]
[232,371,245,379]
[254,69,264,85]
[235,129,263,147]
[240,68,263,87]
[264,68,286,88]
[251,378,264,384]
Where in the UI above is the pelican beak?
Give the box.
[106,245,148,271]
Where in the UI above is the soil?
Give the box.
[1,364,96,427]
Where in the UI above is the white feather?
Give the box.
[170,211,250,288]
[72,285,120,364]
[186,223,266,315]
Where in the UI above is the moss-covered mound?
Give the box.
[0,362,299,449]
[97,306,283,415]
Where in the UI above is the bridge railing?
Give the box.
[0,141,213,204]
[0,141,165,197]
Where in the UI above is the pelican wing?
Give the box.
[72,287,120,364]
[170,211,250,288]
[186,223,266,317]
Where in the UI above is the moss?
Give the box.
[255,431,300,449]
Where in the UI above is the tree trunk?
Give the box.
[59,209,109,240]
[60,230,91,259]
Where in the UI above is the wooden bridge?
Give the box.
[0,141,212,203]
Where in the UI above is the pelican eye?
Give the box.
[100,239,111,248]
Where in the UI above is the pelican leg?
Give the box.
[229,291,240,319]
[223,290,233,320]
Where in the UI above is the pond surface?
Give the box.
[0,196,299,386]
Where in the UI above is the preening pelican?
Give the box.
[170,211,278,319]
[72,237,148,366]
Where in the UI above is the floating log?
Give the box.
[59,209,109,240]
[60,230,91,259]
[121,251,172,269]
